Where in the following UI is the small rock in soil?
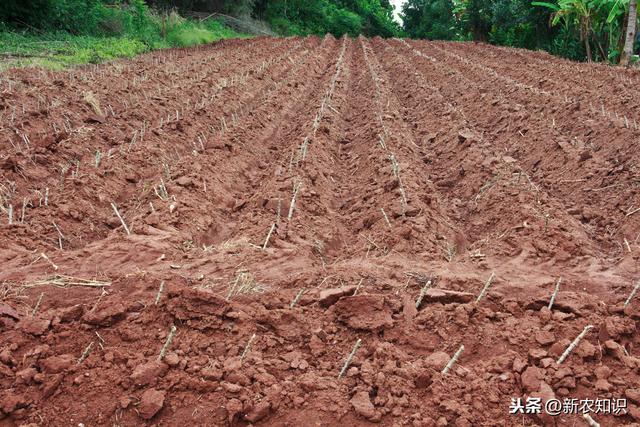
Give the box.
[535,331,556,346]
[318,286,356,308]
[576,340,597,359]
[425,352,450,371]
[138,388,165,420]
[130,361,168,386]
[350,390,376,420]
[82,303,126,326]
[601,316,635,340]
[521,366,542,392]
[40,354,74,374]
[548,339,571,357]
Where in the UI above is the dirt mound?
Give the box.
[0,35,639,426]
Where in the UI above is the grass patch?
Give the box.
[165,18,246,48]
[0,31,147,70]
[0,18,248,71]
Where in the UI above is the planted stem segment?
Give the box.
[353,278,364,296]
[388,153,408,215]
[155,281,165,305]
[624,281,640,308]
[476,272,495,303]
[381,208,391,228]
[557,325,593,364]
[158,325,177,361]
[31,292,44,318]
[52,221,65,250]
[20,198,28,223]
[290,288,305,308]
[263,223,276,250]
[110,202,131,235]
[442,344,465,374]
[415,279,433,309]
[548,277,562,310]
[287,182,301,221]
[582,413,600,427]
[240,333,256,363]
[40,252,59,271]
[77,342,94,365]
[339,338,362,378]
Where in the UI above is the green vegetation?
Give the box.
[401,0,639,63]
[0,0,400,70]
[254,0,400,37]
[149,0,401,37]
[0,31,148,70]
[0,1,246,70]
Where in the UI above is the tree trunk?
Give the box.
[584,35,593,62]
[596,40,607,61]
[618,11,629,58]
[581,21,593,62]
[621,0,637,66]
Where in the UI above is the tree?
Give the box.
[401,0,458,40]
[533,0,598,61]
[620,0,637,64]
[253,0,397,37]
[465,0,493,41]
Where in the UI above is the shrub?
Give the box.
[328,7,363,36]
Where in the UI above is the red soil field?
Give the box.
[1,35,640,426]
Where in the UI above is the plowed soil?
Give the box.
[1,35,640,426]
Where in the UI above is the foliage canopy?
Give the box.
[401,0,639,62]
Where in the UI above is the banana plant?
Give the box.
[604,0,627,60]
[532,0,599,60]
[533,0,633,61]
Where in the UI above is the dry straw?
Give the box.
[443,242,456,262]
[23,275,110,288]
[226,270,265,300]
[154,179,169,201]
